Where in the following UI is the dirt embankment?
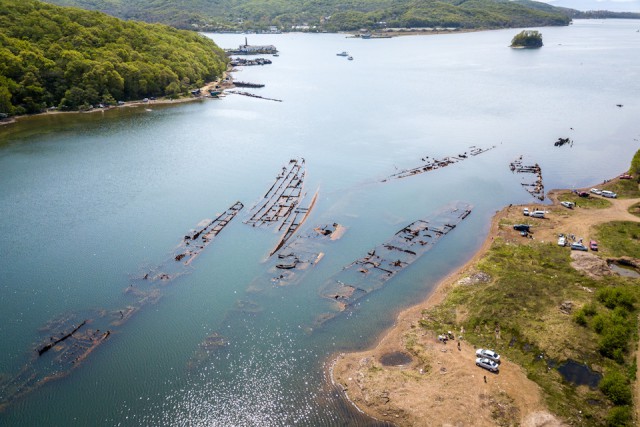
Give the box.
[332,191,640,427]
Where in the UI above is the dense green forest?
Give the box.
[510,29,543,47]
[42,0,573,31]
[0,0,228,116]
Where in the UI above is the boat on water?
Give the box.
[209,90,221,97]
[336,51,349,56]
[348,56,353,60]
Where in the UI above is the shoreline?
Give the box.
[330,179,639,426]
[0,74,234,127]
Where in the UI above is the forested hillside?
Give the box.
[42,0,572,31]
[0,0,228,116]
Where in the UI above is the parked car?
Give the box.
[523,207,529,216]
[590,240,598,251]
[530,210,545,218]
[558,235,566,246]
[578,192,590,198]
[571,242,588,251]
[560,201,575,209]
[620,174,633,180]
[513,224,530,232]
[476,348,501,363]
[590,188,602,195]
[601,190,617,198]
[476,357,499,372]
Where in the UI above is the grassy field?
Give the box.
[419,227,640,426]
[595,221,640,258]
[602,179,640,199]
[554,190,613,209]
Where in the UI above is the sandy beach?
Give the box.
[331,181,640,426]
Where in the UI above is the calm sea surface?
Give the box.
[0,20,639,426]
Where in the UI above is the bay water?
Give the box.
[0,19,639,425]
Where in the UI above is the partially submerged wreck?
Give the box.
[318,202,472,322]
[510,156,545,201]
[271,223,346,287]
[0,201,243,410]
[174,201,244,265]
[245,158,318,256]
[382,145,495,182]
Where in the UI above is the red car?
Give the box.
[620,174,633,180]
[590,240,598,251]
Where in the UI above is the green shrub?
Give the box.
[630,149,640,183]
[606,405,632,426]
[592,314,607,333]
[582,302,598,316]
[574,310,587,326]
[599,323,630,361]
[597,288,636,311]
[600,372,632,405]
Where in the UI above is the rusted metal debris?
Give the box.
[382,145,495,182]
[37,320,87,356]
[0,201,243,410]
[244,223,346,295]
[509,156,545,201]
[174,201,244,266]
[246,158,306,229]
[318,202,472,321]
[269,189,319,256]
[271,223,347,287]
[226,90,282,102]
[0,312,112,410]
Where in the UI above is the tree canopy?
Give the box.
[0,0,228,116]
[40,0,573,32]
[510,29,543,48]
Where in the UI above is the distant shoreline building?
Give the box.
[226,37,278,55]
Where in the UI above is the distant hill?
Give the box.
[0,0,228,116]
[39,0,572,31]
[546,0,640,13]
[515,0,640,18]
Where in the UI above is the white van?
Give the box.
[601,190,617,198]
[530,210,545,218]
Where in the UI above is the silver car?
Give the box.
[476,357,499,372]
[476,348,501,363]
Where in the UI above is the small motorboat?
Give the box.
[336,51,349,56]
[348,56,353,60]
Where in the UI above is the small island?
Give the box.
[510,30,543,48]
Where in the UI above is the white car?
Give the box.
[590,188,602,195]
[530,210,545,218]
[523,207,529,216]
[476,348,501,363]
[601,190,617,198]
[571,242,588,251]
[476,357,499,372]
[560,201,575,209]
[558,235,566,246]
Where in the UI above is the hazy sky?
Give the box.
[535,0,640,12]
